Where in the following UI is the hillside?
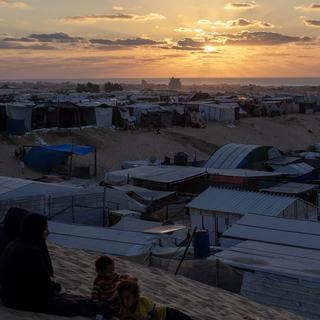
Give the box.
[0,244,302,320]
[0,114,319,180]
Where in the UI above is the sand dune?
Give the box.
[1,114,320,180]
[0,244,302,320]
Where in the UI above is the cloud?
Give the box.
[0,40,55,50]
[174,27,204,33]
[0,0,31,9]
[225,1,258,10]
[112,6,124,11]
[89,37,164,49]
[28,33,84,42]
[303,18,320,27]
[208,31,312,46]
[59,13,166,24]
[3,33,84,43]
[197,20,211,25]
[212,18,274,28]
[295,3,320,11]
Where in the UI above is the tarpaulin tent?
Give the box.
[24,144,94,173]
[6,105,33,135]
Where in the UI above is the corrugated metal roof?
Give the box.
[207,168,284,178]
[222,213,320,249]
[273,163,315,176]
[187,187,296,216]
[105,166,206,184]
[112,184,175,200]
[261,182,318,195]
[0,176,80,200]
[48,221,158,257]
[204,144,262,169]
[213,240,320,282]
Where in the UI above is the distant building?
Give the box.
[168,77,182,91]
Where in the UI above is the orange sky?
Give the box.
[0,0,319,78]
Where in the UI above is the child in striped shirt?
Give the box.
[91,255,136,303]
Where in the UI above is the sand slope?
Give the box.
[0,244,302,320]
[1,114,320,180]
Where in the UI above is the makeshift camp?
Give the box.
[199,102,240,122]
[204,144,282,170]
[188,187,318,245]
[6,104,33,135]
[213,240,320,319]
[207,168,286,191]
[23,144,96,176]
[95,104,113,127]
[48,221,159,262]
[32,103,96,129]
[220,213,320,248]
[260,182,318,203]
[105,165,208,193]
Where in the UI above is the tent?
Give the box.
[24,144,94,172]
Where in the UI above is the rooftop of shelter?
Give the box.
[207,168,284,178]
[204,143,281,169]
[260,182,318,195]
[187,187,299,216]
[222,213,320,250]
[105,166,206,185]
[214,240,320,283]
[0,244,301,320]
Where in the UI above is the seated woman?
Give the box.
[0,213,96,317]
[0,207,29,256]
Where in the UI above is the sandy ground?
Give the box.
[0,244,302,320]
[0,113,320,180]
[166,113,320,152]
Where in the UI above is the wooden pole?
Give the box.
[94,146,97,177]
[175,227,197,275]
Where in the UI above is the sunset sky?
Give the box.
[0,0,319,79]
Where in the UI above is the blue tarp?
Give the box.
[24,144,94,172]
[42,144,94,155]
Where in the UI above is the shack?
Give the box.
[213,240,320,319]
[105,166,208,194]
[207,168,286,191]
[204,144,282,170]
[188,187,318,245]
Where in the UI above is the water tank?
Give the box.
[193,229,210,259]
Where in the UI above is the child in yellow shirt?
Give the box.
[117,281,193,320]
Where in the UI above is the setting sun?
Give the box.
[203,45,216,53]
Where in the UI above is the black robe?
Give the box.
[0,214,96,317]
[0,207,29,256]
[0,239,56,309]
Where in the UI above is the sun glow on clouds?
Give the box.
[0,0,320,77]
[203,45,216,53]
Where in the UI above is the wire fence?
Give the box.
[0,190,121,227]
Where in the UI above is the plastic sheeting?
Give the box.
[24,144,94,172]
[24,147,69,172]
[42,144,94,155]
[6,105,32,135]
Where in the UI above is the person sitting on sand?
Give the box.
[118,280,194,320]
[0,213,97,317]
[92,255,137,303]
[0,207,29,256]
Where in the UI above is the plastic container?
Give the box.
[193,229,210,259]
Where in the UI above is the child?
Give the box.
[91,255,136,303]
[117,280,193,320]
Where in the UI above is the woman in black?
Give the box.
[0,214,96,317]
[0,207,29,256]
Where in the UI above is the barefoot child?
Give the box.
[118,280,194,320]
